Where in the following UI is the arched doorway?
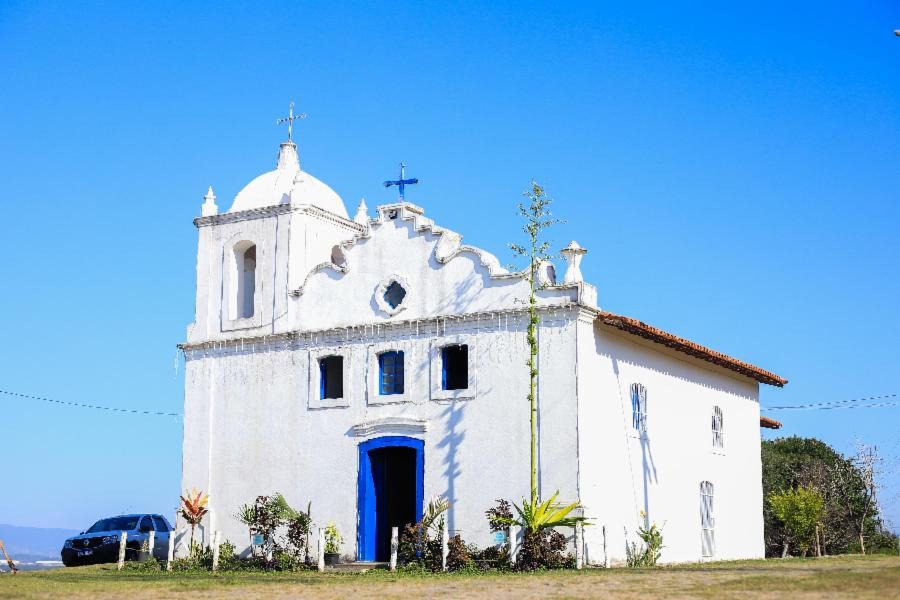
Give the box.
[357,436,424,561]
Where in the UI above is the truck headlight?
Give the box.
[64,540,74,549]
[102,535,119,545]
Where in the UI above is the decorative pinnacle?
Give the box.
[561,240,586,285]
[354,198,369,226]
[201,186,218,217]
[561,240,587,255]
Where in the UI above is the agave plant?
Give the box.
[501,490,586,534]
[180,488,209,548]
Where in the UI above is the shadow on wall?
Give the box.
[611,356,658,531]
[435,397,468,533]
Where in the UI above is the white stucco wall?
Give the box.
[576,318,764,565]
[182,309,581,558]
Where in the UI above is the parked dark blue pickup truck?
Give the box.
[61,514,173,566]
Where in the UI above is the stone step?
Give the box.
[326,561,389,573]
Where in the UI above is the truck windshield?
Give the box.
[86,516,140,533]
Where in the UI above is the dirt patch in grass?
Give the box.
[1,555,898,599]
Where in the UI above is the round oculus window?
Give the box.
[374,275,410,316]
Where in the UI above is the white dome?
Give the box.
[228,142,348,219]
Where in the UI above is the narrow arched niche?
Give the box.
[231,241,257,319]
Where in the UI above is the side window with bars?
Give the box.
[712,406,724,449]
[700,481,715,558]
[378,350,405,395]
[631,383,647,434]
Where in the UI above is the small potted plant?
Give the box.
[324,522,342,565]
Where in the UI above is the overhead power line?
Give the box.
[763,393,898,412]
[0,389,181,418]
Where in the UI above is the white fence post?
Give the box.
[117,531,128,570]
[211,531,221,571]
[575,522,583,570]
[508,525,517,565]
[317,528,325,572]
[166,529,175,571]
[441,519,449,572]
[390,527,398,571]
[148,530,156,561]
[602,525,609,568]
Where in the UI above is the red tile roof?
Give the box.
[760,415,783,429]
[595,311,788,387]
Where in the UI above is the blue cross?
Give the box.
[383,162,419,200]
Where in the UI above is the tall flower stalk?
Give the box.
[510,181,562,505]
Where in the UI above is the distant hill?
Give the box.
[0,524,79,560]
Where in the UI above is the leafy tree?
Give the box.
[761,437,891,556]
[831,444,880,554]
[768,486,825,557]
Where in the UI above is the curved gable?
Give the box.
[292,203,576,330]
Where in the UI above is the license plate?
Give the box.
[77,550,93,557]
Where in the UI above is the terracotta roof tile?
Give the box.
[595,311,788,387]
[760,415,783,429]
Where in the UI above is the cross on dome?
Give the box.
[276,101,306,142]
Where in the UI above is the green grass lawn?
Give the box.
[2,555,898,599]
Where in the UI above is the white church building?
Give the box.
[179,123,787,565]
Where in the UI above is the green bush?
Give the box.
[216,540,242,572]
[171,543,213,572]
[469,544,511,571]
[122,557,162,572]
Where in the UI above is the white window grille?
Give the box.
[700,481,715,558]
[631,383,647,434]
[712,406,724,449]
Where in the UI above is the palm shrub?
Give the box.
[398,495,473,572]
[234,503,258,551]
[240,493,311,566]
[495,491,585,570]
[422,495,451,536]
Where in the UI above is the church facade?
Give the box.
[179,131,787,565]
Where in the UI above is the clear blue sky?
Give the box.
[1,1,898,532]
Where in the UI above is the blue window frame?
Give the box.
[319,355,343,400]
[441,344,468,390]
[378,351,404,395]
